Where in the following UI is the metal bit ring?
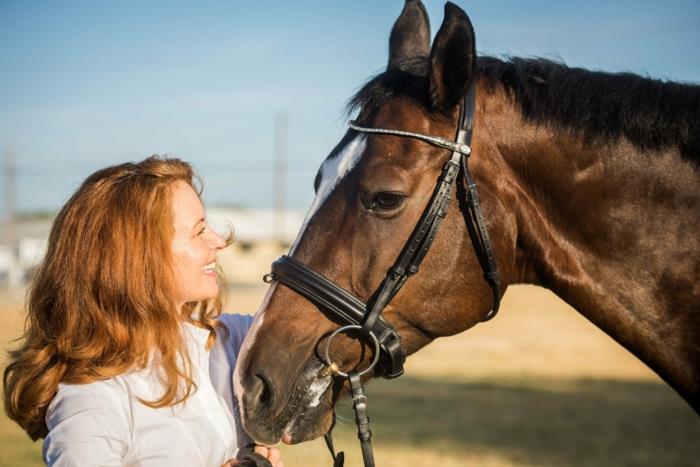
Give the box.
[323,325,381,378]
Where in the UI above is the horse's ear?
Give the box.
[388,0,431,71]
[428,2,476,110]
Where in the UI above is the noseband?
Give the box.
[263,85,501,467]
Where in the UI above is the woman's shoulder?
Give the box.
[211,313,255,362]
[52,378,128,404]
[48,378,129,420]
[216,313,254,334]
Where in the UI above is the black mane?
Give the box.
[348,56,700,161]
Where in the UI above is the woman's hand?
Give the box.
[222,445,284,467]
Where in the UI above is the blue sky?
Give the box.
[1,0,698,216]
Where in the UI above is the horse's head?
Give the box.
[235,1,514,444]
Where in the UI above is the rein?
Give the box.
[263,85,501,467]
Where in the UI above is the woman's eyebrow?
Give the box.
[191,218,205,230]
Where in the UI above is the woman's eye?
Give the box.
[197,226,207,236]
[368,192,405,211]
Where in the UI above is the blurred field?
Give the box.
[1,283,698,466]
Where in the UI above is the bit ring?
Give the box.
[323,325,381,378]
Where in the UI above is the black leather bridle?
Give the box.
[263,85,501,467]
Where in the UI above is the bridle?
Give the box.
[263,84,501,467]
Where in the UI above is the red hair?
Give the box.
[4,156,228,440]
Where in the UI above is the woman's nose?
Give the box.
[209,230,226,250]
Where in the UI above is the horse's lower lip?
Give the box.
[242,361,335,444]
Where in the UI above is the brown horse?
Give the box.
[234,0,700,447]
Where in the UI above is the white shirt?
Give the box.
[43,314,254,467]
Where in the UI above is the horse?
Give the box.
[233,0,700,453]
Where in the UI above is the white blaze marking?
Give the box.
[289,134,367,254]
[236,135,366,425]
[287,135,365,412]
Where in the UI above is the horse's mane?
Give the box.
[348,56,700,161]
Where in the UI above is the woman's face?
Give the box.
[171,180,225,309]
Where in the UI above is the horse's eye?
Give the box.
[369,192,405,211]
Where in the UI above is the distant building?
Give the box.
[207,207,304,246]
[0,218,52,288]
[0,244,14,288]
[207,207,304,285]
[0,208,305,289]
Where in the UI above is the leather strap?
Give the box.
[349,372,374,467]
[348,123,471,156]
[236,444,273,467]
[236,453,273,467]
[360,154,461,336]
[323,431,345,467]
[267,256,406,378]
[358,83,498,337]
[461,155,501,320]
[460,83,501,320]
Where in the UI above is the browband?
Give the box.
[348,121,472,156]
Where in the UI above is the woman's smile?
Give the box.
[202,261,217,275]
[171,180,226,308]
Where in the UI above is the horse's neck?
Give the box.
[482,100,700,408]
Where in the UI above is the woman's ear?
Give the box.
[428,2,476,110]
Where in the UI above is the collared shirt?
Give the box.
[43,314,254,467]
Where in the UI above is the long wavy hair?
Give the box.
[3,156,228,440]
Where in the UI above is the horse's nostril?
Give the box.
[247,373,275,411]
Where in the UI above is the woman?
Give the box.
[3,156,282,466]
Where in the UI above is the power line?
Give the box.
[274,112,288,243]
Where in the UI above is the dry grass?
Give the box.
[0,290,45,467]
[1,285,698,467]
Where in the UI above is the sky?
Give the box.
[0,0,698,217]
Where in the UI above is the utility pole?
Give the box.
[3,147,15,226]
[273,113,288,245]
[2,148,20,288]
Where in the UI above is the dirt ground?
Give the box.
[1,281,698,466]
